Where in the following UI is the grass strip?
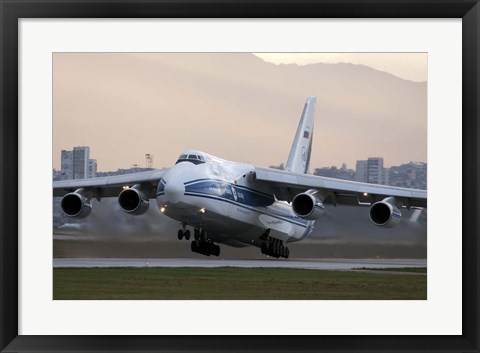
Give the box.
[54,267,426,300]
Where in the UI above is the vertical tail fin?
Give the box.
[285,97,316,174]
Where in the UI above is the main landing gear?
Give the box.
[177,225,220,257]
[261,237,289,259]
[191,239,220,257]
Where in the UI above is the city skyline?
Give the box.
[53,53,427,171]
[60,146,97,179]
[54,144,427,191]
[54,145,426,172]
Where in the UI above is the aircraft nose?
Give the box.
[164,178,185,204]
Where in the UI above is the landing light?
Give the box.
[363,192,368,196]
[123,186,130,190]
[160,207,166,213]
[199,208,206,214]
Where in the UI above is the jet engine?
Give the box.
[118,184,150,215]
[291,192,324,220]
[369,197,402,227]
[60,189,92,218]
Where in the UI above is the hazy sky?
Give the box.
[53,53,427,172]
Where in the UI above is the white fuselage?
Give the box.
[156,152,314,248]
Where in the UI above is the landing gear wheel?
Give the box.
[260,237,289,259]
[184,230,191,240]
[274,243,280,258]
[177,229,184,240]
[190,238,220,257]
[268,243,274,254]
[261,243,268,254]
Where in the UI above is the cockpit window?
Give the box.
[175,153,205,165]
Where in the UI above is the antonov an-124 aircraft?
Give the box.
[53,97,427,258]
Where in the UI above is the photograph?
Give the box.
[52,52,428,300]
[1,1,478,351]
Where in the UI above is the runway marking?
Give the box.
[53,258,427,270]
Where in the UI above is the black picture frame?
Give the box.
[1,1,479,352]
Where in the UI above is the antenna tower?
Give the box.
[145,153,153,169]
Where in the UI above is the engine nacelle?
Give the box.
[60,190,92,218]
[118,184,150,215]
[369,197,402,227]
[292,192,325,220]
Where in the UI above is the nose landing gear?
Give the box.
[177,224,191,240]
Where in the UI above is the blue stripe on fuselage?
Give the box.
[184,178,274,199]
[156,177,310,228]
[184,191,308,228]
[184,179,275,207]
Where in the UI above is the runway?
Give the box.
[53,258,427,270]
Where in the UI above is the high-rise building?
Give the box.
[355,160,367,182]
[366,157,384,184]
[60,150,74,180]
[355,157,387,185]
[60,146,96,180]
[88,159,97,178]
[72,146,89,179]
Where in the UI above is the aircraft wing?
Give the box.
[254,166,427,208]
[53,169,166,198]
